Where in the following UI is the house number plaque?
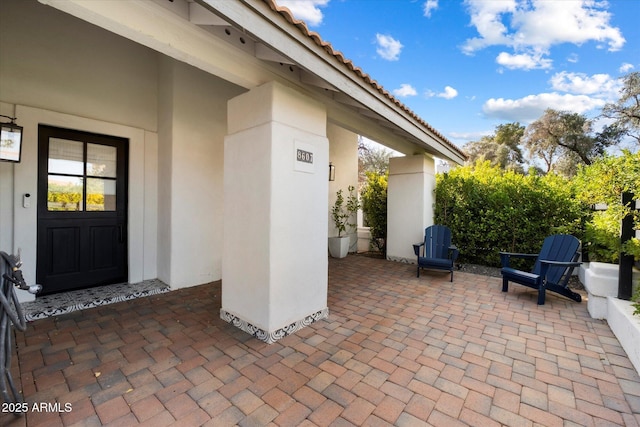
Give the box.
[294,140,315,174]
[296,149,313,164]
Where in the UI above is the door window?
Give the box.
[46,138,118,212]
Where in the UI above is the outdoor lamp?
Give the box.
[0,115,23,163]
[329,162,335,181]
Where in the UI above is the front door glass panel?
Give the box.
[87,143,117,177]
[47,175,84,211]
[46,139,117,211]
[48,138,83,174]
[87,178,116,211]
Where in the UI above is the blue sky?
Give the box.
[276,0,640,149]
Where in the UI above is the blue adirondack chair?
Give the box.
[413,225,459,282]
[500,234,582,305]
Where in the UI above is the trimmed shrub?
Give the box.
[361,172,388,255]
[435,161,588,267]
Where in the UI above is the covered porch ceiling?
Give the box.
[39,0,467,164]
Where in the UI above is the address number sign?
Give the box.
[296,149,313,164]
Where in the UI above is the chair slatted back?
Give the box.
[532,234,580,286]
[424,225,452,259]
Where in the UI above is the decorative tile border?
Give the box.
[220,307,329,344]
[21,280,170,321]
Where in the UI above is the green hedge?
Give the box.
[361,172,388,254]
[573,151,640,263]
[435,161,588,267]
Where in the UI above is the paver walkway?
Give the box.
[2,255,639,426]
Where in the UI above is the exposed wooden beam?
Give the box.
[255,43,294,64]
[189,2,227,25]
[300,71,337,91]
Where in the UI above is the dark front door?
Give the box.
[37,125,128,295]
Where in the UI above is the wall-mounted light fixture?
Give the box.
[328,162,335,181]
[0,115,23,163]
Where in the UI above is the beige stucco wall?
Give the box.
[387,154,436,262]
[157,58,244,288]
[0,103,16,254]
[327,124,359,240]
[0,0,159,132]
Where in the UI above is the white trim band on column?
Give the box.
[220,307,329,344]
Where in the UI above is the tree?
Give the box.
[601,72,640,145]
[463,123,525,172]
[522,109,621,176]
[358,137,393,186]
[463,135,496,164]
[494,122,525,164]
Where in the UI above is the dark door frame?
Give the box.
[36,125,129,295]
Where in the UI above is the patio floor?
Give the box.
[2,255,639,426]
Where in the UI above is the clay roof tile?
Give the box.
[263,0,466,160]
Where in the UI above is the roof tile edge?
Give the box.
[262,0,468,161]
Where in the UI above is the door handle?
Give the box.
[118,225,124,243]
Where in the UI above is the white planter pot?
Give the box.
[607,297,640,376]
[328,236,349,258]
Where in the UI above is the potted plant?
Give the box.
[329,185,360,258]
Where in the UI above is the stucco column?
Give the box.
[386,154,436,262]
[221,81,329,343]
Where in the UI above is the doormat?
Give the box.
[20,279,170,321]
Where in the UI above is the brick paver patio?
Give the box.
[2,255,639,426]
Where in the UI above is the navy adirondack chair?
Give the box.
[413,225,459,282]
[500,234,582,305]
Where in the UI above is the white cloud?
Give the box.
[462,0,625,70]
[375,34,403,61]
[619,63,635,73]
[439,86,458,99]
[510,1,624,51]
[483,93,606,123]
[549,71,621,97]
[567,53,579,63]
[496,51,552,70]
[461,0,518,54]
[393,84,418,97]
[427,86,459,99]
[482,71,621,123]
[276,0,329,27]
[423,0,438,17]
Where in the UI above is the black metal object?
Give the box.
[0,115,23,163]
[618,192,636,300]
[0,251,41,415]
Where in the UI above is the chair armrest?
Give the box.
[539,260,582,267]
[413,242,424,257]
[449,245,460,261]
[539,260,582,282]
[499,252,538,268]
